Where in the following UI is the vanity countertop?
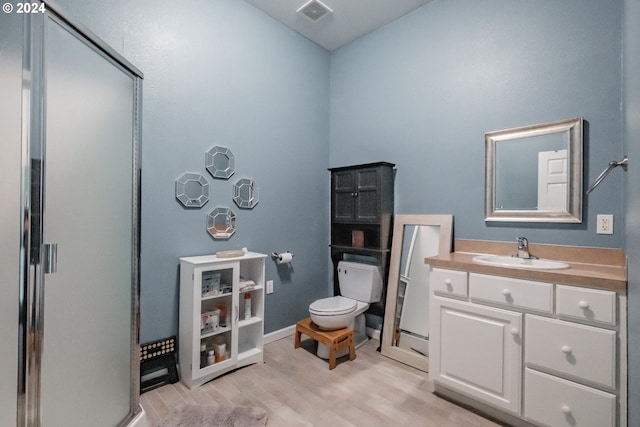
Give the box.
[426,239,627,291]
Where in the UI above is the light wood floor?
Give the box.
[140,335,502,427]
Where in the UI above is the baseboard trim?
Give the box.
[264,324,296,344]
[127,406,149,427]
[366,327,380,341]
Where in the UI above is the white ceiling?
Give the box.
[244,0,432,51]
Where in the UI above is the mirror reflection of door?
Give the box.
[537,149,567,211]
[394,225,441,356]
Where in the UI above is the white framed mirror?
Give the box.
[485,117,583,222]
[206,207,236,239]
[175,172,209,208]
[205,146,236,179]
[381,214,453,372]
[233,177,259,209]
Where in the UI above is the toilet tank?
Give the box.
[337,261,383,303]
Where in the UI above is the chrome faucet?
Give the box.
[514,237,538,259]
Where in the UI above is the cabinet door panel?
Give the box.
[355,189,378,221]
[334,171,354,191]
[354,169,379,221]
[355,168,378,189]
[334,191,355,220]
[431,296,522,414]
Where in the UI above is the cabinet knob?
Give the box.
[510,328,519,337]
[578,300,589,309]
[561,345,572,354]
[560,405,572,415]
[444,279,452,289]
[502,289,511,297]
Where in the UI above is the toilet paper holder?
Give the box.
[271,251,294,262]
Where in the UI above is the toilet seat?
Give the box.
[309,296,357,316]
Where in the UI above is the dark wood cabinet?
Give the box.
[332,167,384,222]
[328,162,395,318]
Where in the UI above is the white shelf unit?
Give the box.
[178,252,266,389]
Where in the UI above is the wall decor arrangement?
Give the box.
[175,145,259,239]
[175,173,210,208]
[205,146,236,179]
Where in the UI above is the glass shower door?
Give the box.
[40,15,136,425]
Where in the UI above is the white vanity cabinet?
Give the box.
[429,268,627,427]
[430,295,523,414]
[179,252,266,389]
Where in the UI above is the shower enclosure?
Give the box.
[0,2,143,425]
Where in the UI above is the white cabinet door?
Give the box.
[430,296,523,414]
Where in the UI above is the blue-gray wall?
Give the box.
[54,0,331,342]
[330,0,623,248]
[623,0,639,425]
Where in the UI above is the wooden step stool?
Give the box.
[294,317,356,370]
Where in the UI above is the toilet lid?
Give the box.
[309,296,357,315]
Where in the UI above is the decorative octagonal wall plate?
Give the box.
[175,173,209,208]
[233,178,259,209]
[206,207,236,239]
[205,146,236,179]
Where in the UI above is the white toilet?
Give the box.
[309,261,383,358]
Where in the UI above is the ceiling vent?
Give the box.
[297,0,333,22]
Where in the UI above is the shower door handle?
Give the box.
[43,243,58,274]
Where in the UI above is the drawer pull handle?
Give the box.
[561,345,572,354]
[444,279,452,289]
[578,300,589,309]
[510,328,519,337]
[502,289,511,297]
[561,405,572,415]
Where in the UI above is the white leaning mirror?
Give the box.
[485,117,583,223]
[381,214,453,372]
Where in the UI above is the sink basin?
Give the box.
[472,255,570,270]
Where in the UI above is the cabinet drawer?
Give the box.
[556,285,617,326]
[524,368,616,427]
[525,315,616,388]
[469,274,553,313]
[431,268,467,298]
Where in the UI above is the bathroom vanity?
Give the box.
[428,240,627,427]
[178,252,266,389]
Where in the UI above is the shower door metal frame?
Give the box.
[17,2,143,426]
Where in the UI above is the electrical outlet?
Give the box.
[597,214,614,235]
[266,280,274,294]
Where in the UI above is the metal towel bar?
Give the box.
[586,156,628,194]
